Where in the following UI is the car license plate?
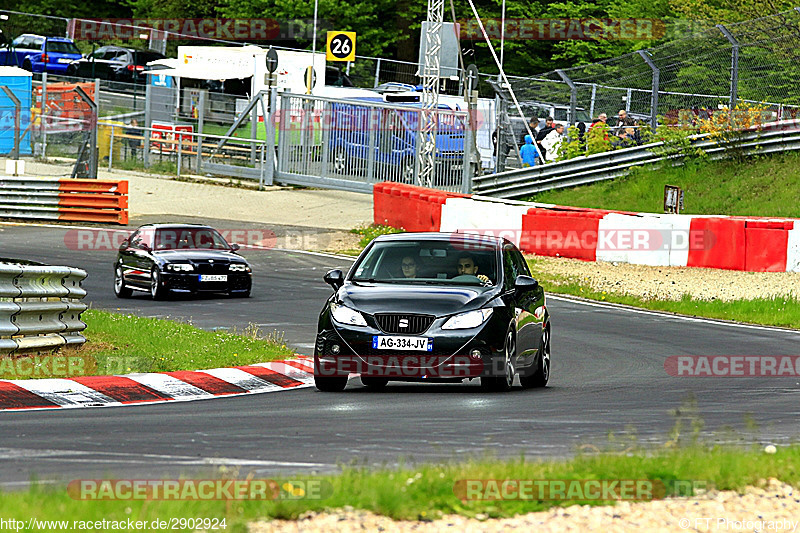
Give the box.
[58,58,71,64]
[451,164,462,171]
[199,274,227,282]
[372,336,433,351]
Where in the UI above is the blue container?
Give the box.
[0,67,32,156]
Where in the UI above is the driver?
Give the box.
[456,255,491,284]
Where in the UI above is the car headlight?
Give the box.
[330,302,368,327]
[165,263,194,272]
[442,308,493,330]
[229,263,251,272]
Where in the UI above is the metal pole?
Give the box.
[0,87,21,160]
[590,83,597,119]
[177,134,182,179]
[197,90,205,173]
[717,24,739,111]
[555,69,577,124]
[638,50,660,133]
[41,71,47,159]
[144,83,152,168]
[250,93,258,165]
[109,124,114,171]
[374,58,381,88]
[626,88,632,113]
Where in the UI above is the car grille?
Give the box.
[195,262,229,275]
[374,314,434,335]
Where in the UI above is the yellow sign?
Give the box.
[326,31,356,62]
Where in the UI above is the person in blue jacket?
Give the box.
[519,134,540,167]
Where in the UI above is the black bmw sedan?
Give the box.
[314,232,551,392]
[114,224,252,299]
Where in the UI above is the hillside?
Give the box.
[525,152,800,218]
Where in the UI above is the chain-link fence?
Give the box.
[504,9,800,130]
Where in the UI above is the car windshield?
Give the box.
[351,239,498,286]
[46,41,81,54]
[153,228,230,250]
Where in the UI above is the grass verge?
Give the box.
[525,258,800,329]
[1,443,798,529]
[1,309,296,379]
[524,152,800,218]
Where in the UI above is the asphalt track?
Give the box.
[2,222,800,489]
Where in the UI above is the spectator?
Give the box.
[535,116,555,160]
[541,123,565,162]
[125,118,142,160]
[519,135,540,167]
[589,113,609,141]
[611,127,636,149]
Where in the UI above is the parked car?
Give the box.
[114,224,252,299]
[314,232,551,392]
[0,34,82,74]
[67,46,166,83]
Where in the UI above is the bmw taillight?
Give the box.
[42,54,49,63]
[127,64,144,71]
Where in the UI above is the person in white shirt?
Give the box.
[541,124,565,162]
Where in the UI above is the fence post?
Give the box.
[626,88,632,112]
[590,83,597,119]
[41,71,47,159]
[374,58,381,88]
[108,125,114,171]
[555,69,577,124]
[462,114,474,194]
[197,90,205,173]
[366,107,377,183]
[264,87,276,186]
[177,134,182,179]
[638,50,660,133]
[144,83,152,168]
[716,24,739,111]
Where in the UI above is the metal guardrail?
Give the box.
[474,127,800,199]
[0,263,88,355]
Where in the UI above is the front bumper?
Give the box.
[161,271,251,293]
[314,315,506,379]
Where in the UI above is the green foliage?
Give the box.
[640,122,705,161]
[350,224,404,248]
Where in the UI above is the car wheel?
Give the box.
[521,328,550,388]
[330,147,347,174]
[481,331,515,392]
[229,289,251,298]
[150,267,167,300]
[314,376,348,392]
[113,266,132,298]
[22,59,32,72]
[361,376,388,389]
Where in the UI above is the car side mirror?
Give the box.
[514,275,538,296]
[230,243,240,251]
[140,242,151,252]
[324,269,344,290]
[119,238,129,250]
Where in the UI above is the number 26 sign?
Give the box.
[326,31,356,62]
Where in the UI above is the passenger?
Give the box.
[456,255,491,284]
[519,134,540,167]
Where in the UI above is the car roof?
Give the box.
[374,231,507,247]
[136,223,215,231]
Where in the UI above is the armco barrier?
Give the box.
[0,263,88,355]
[0,177,128,225]
[374,184,800,273]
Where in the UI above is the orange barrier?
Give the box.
[373,182,470,232]
[743,220,792,272]
[520,208,607,261]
